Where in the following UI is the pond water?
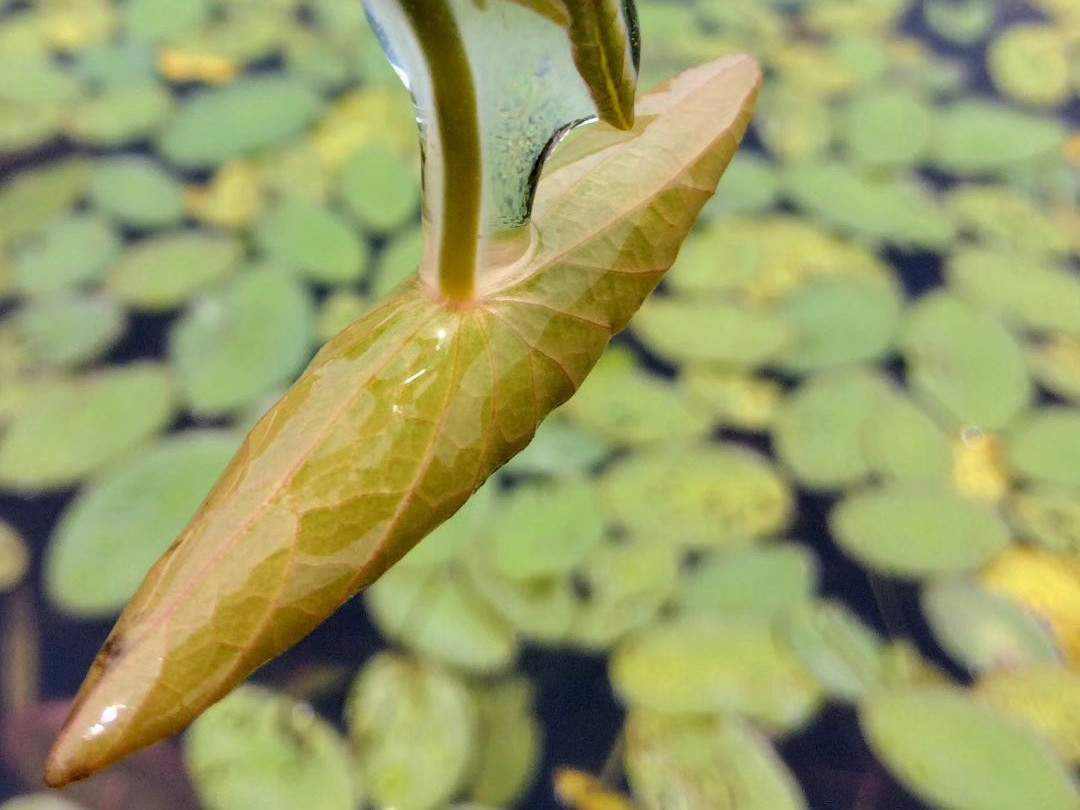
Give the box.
[0,1,1079,809]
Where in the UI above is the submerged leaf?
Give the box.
[46,56,762,785]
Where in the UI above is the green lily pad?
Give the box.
[502,416,611,477]
[924,0,997,45]
[988,24,1071,108]
[0,519,29,593]
[632,296,791,369]
[0,363,175,491]
[44,430,237,618]
[185,685,359,810]
[922,578,1061,674]
[14,293,125,369]
[680,368,782,432]
[466,679,541,807]
[626,712,808,810]
[611,614,822,732]
[487,478,604,580]
[831,484,1012,578]
[317,289,370,343]
[108,230,243,311]
[947,249,1080,337]
[975,665,1080,764]
[774,275,902,372]
[600,444,792,549]
[1007,408,1080,488]
[0,98,63,153]
[466,553,577,645]
[677,545,818,618]
[843,88,933,168]
[0,159,92,245]
[706,153,780,216]
[566,348,709,445]
[862,391,953,483]
[67,81,173,146]
[11,213,120,296]
[900,292,1033,429]
[399,481,494,570]
[773,368,891,491]
[784,161,954,248]
[366,564,518,674]
[255,199,368,285]
[931,101,1066,176]
[74,40,157,87]
[947,186,1071,258]
[860,687,1080,810]
[122,0,210,43]
[1007,485,1080,553]
[158,77,322,169]
[372,225,423,296]
[346,653,477,810]
[169,269,315,416]
[781,600,885,702]
[756,84,833,162]
[89,156,186,231]
[570,538,681,651]
[338,146,419,233]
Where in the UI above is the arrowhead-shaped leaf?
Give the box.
[46,55,761,786]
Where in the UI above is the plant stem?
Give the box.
[399,0,482,303]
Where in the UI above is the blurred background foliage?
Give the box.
[0,0,1079,808]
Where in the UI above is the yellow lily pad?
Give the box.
[988,24,1072,108]
[975,665,1080,764]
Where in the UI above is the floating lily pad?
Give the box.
[611,614,822,732]
[108,230,242,311]
[158,77,322,169]
[975,665,1080,764]
[862,391,953,483]
[122,0,210,43]
[924,0,996,45]
[1028,335,1080,403]
[570,539,681,651]
[601,444,792,548]
[632,297,791,369]
[626,712,808,810]
[931,101,1066,176]
[0,797,87,810]
[255,199,367,285]
[843,88,933,167]
[67,81,173,146]
[922,578,1060,675]
[366,564,518,674]
[169,270,315,416]
[756,84,833,162]
[947,186,1071,258]
[466,554,577,645]
[317,289,369,343]
[707,153,780,216]
[0,520,29,593]
[860,687,1080,810]
[900,292,1032,429]
[346,653,477,810]
[488,478,604,580]
[947,250,1080,337]
[372,225,423,296]
[781,600,885,702]
[784,162,954,248]
[680,368,782,432]
[11,213,120,296]
[44,430,237,618]
[1007,485,1080,553]
[566,349,709,445]
[502,416,611,477]
[185,685,358,810]
[13,293,125,369]
[0,364,175,491]
[467,679,541,807]
[399,481,494,570]
[773,368,890,491]
[678,545,817,619]
[89,157,185,231]
[831,484,1012,578]
[338,146,419,233]
[988,24,1071,108]
[774,275,902,372]
[0,159,92,245]
[1007,408,1080,488]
